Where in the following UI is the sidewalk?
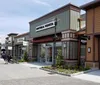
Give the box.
[73,70,100,83]
[19,62,51,69]
[0,58,5,64]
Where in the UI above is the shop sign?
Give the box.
[22,47,26,50]
[23,41,28,46]
[36,21,55,32]
[81,40,87,43]
[8,46,12,50]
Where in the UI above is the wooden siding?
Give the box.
[86,35,93,61]
[95,37,98,61]
[94,6,100,33]
[70,10,80,31]
[87,9,93,34]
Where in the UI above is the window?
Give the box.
[70,33,73,38]
[66,42,69,59]
[74,42,78,59]
[70,42,73,59]
[9,37,12,42]
[65,33,66,38]
[62,34,65,39]
[81,45,86,55]
[62,41,78,60]
[73,34,75,38]
[67,33,70,38]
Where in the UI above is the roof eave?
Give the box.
[8,33,18,36]
[80,0,100,10]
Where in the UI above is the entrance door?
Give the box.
[45,46,52,64]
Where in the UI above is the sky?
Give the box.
[0,0,93,43]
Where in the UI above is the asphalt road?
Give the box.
[0,75,99,85]
[0,59,99,85]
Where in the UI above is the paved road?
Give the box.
[0,75,99,85]
[0,59,54,80]
[0,59,99,85]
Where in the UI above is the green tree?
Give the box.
[24,51,28,62]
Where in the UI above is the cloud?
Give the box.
[32,0,51,7]
[0,0,53,44]
[0,16,35,44]
[0,0,93,44]
[0,16,34,33]
[0,35,6,44]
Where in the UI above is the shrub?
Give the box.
[56,48,63,66]
[63,65,69,69]
[84,66,90,70]
[56,65,63,69]
[28,58,37,62]
[18,58,25,62]
[24,51,28,62]
[74,65,79,70]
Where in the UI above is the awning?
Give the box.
[33,37,53,43]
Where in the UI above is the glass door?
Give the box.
[45,46,52,64]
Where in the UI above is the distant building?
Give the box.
[5,33,18,57]
[14,32,29,59]
[5,32,30,60]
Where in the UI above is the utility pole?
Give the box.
[12,40,14,57]
[53,18,57,66]
[77,18,82,67]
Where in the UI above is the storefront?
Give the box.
[29,3,86,65]
[36,42,62,64]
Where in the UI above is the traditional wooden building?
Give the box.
[81,0,100,69]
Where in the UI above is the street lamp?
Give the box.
[5,37,8,55]
[53,18,57,66]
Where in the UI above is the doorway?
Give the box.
[39,42,62,64]
[45,46,52,64]
[40,43,53,64]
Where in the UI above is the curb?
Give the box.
[40,68,71,76]
[40,68,98,77]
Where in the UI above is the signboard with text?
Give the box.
[8,46,12,50]
[23,41,28,46]
[36,21,55,32]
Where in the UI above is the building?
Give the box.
[81,0,100,69]
[5,33,18,57]
[29,3,86,65]
[0,43,6,54]
[5,32,29,60]
[14,32,29,59]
